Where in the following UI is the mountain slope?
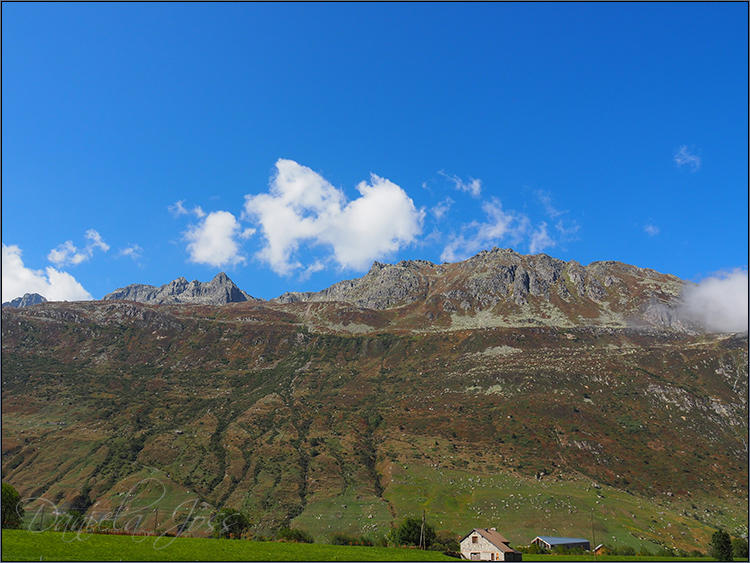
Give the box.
[1,251,746,550]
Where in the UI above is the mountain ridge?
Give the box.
[2,292,47,308]
[273,248,696,332]
[102,271,255,305]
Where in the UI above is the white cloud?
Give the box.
[169,200,189,216]
[644,224,660,236]
[431,197,454,220]
[169,200,206,218]
[2,243,93,302]
[440,171,482,198]
[681,269,748,332]
[440,197,530,262]
[535,190,565,218]
[529,222,556,254]
[48,240,88,266]
[184,211,250,268]
[47,229,109,267]
[243,159,424,275]
[118,244,144,260]
[674,146,701,171]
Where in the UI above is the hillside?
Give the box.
[1,250,747,552]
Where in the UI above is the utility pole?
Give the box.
[153,507,158,535]
[591,510,597,562]
[420,510,426,549]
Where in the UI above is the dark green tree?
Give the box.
[732,537,749,559]
[1,483,24,529]
[212,507,250,539]
[709,529,733,561]
[391,515,436,549]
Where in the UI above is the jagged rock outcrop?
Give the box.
[275,259,434,309]
[274,247,696,331]
[2,293,47,308]
[102,272,256,305]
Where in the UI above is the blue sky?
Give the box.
[3,3,748,303]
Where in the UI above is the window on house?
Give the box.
[472,536,478,544]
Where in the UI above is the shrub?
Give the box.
[330,532,373,546]
[277,527,314,543]
[1,483,24,529]
[211,508,250,539]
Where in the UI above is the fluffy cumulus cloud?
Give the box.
[2,243,93,302]
[48,229,110,267]
[184,211,254,268]
[243,159,424,275]
[681,269,748,332]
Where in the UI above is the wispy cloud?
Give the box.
[3,243,93,302]
[680,269,748,332]
[118,244,144,260]
[439,171,483,198]
[535,189,565,218]
[644,224,660,236]
[529,222,555,254]
[184,211,253,269]
[674,146,701,171]
[243,159,424,275]
[440,197,530,262]
[431,197,454,220]
[169,200,206,218]
[47,229,110,267]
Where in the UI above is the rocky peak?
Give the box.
[273,247,695,331]
[102,273,256,305]
[2,293,48,308]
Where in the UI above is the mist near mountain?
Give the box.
[680,269,748,332]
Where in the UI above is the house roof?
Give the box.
[534,536,590,545]
[461,529,520,554]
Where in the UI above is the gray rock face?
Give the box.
[2,293,48,308]
[102,272,255,305]
[275,259,434,310]
[273,247,693,331]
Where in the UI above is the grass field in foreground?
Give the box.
[1,530,734,562]
[0,530,455,562]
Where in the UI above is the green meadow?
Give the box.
[0,530,454,562]
[1,530,728,562]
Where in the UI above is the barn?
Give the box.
[460,528,523,561]
[531,536,591,551]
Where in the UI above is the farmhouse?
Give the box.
[460,528,522,561]
[531,536,590,551]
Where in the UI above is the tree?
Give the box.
[391,515,436,549]
[212,508,250,539]
[732,537,749,559]
[1,483,24,529]
[709,529,733,561]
